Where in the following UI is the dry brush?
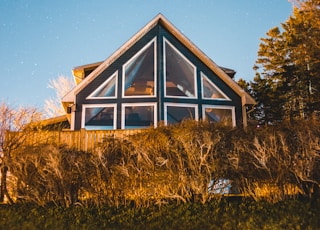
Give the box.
[4,120,320,206]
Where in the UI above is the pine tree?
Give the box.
[284,0,320,118]
[253,27,288,124]
[252,0,320,123]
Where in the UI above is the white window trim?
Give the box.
[201,72,231,101]
[202,105,236,127]
[163,38,197,99]
[81,104,117,130]
[86,71,118,99]
[164,103,199,125]
[121,102,158,129]
[122,37,157,98]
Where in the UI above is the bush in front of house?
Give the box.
[6,120,320,207]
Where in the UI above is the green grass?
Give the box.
[1,198,319,230]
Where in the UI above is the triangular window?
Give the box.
[87,72,117,99]
[164,38,197,98]
[123,38,156,97]
[201,73,230,100]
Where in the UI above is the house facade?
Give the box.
[62,14,255,131]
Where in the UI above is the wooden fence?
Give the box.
[6,129,141,153]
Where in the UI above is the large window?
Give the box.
[123,38,156,97]
[87,72,117,99]
[122,103,157,129]
[164,39,197,98]
[164,103,198,125]
[82,104,117,130]
[202,105,235,127]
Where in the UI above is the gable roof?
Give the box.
[62,13,255,106]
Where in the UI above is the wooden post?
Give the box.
[80,129,86,151]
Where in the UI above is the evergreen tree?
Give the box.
[252,0,320,123]
[253,27,288,124]
[284,0,320,118]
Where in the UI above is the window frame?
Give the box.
[121,102,158,129]
[201,72,231,101]
[164,102,198,125]
[163,38,197,99]
[122,37,157,98]
[202,105,236,127]
[86,71,118,99]
[81,104,117,130]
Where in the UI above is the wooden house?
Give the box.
[61,14,255,131]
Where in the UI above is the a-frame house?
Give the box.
[62,13,255,130]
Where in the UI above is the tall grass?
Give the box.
[1,198,319,229]
[6,120,320,207]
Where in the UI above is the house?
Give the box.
[61,14,255,131]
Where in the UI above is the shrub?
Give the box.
[5,120,320,206]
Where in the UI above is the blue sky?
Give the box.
[0,0,293,108]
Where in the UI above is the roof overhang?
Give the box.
[72,61,103,85]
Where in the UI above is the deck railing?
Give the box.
[5,129,141,152]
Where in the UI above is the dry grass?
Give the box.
[4,120,320,207]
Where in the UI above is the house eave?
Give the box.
[72,61,103,85]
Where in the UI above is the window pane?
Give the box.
[204,108,233,126]
[125,105,154,129]
[85,107,114,130]
[166,106,195,124]
[202,74,228,99]
[124,40,155,96]
[90,73,117,98]
[165,40,196,97]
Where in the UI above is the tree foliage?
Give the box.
[44,75,75,118]
[0,101,42,203]
[250,0,320,124]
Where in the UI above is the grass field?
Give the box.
[1,198,319,229]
